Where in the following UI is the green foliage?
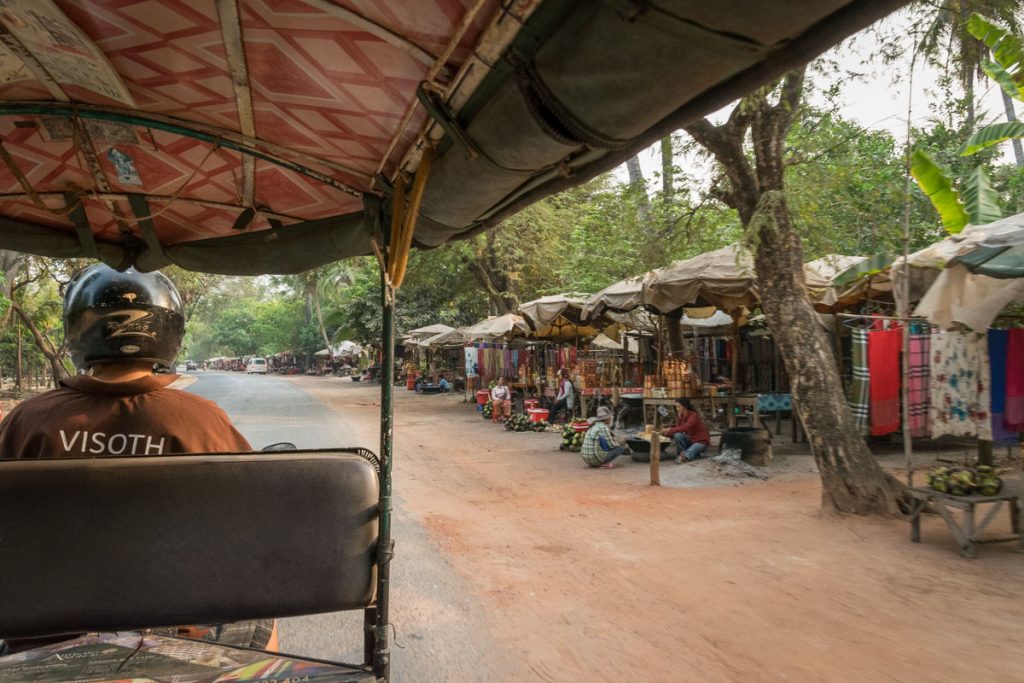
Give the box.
[784,108,936,255]
[961,166,1004,224]
[961,120,1024,155]
[967,13,1024,101]
[910,149,971,233]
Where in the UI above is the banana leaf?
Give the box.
[910,150,968,234]
[967,14,1024,101]
[980,57,1024,103]
[830,252,893,289]
[960,121,1024,156]
[960,167,1003,226]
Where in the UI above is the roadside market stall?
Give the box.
[882,214,1024,556]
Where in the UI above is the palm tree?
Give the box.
[916,0,1024,165]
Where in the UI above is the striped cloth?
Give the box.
[908,330,931,438]
[847,328,870,435]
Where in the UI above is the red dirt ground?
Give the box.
[292,378,1024,683]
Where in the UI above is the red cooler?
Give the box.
[528,408,549,423]
[476,389,490,405]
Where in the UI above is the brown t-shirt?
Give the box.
[0,374,252,459]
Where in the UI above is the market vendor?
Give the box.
[661,397,710,464]
[580,406,628,469]
[491,376,513,422]
[548,368,574,424]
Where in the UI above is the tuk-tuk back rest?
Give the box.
[0,451,379,640]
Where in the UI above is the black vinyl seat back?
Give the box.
[0,450,380,640]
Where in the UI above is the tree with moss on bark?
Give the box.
[683,69,907,516]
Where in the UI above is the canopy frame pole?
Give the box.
[728,317,740,428]
[900,44,918,487]
[374,266,395,681]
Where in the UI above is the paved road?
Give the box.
[186,372,516,681]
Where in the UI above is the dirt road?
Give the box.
[291,378,1024,682]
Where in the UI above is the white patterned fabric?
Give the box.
[929,331,992,440]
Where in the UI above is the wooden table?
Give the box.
[907,484,1022,558]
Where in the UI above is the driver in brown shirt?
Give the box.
[0,264,250,458]
[0,263,271,651]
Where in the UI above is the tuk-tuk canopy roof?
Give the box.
[0,0,908,275]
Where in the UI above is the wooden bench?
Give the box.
[907,483,1022,558]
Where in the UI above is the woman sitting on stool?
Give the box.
[548,368,574,423]
[491,377,513,422]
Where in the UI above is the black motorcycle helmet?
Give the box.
[63,264,185,371]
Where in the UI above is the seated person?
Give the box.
[0,264,272,651]
[548,368,574,424]
[661,397,710,464]
[580,406,627,469]
[438,376,450,392]
[490,376,512,421]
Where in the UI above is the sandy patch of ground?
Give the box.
[290,377,1024,683]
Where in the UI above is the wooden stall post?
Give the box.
[650,406,661,486]
[728,319,740,428]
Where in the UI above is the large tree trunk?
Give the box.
[660,136,674,203]
[625,154,652,226]
[752,199,903,514]
[685,69,905,515]
[665,309,684,356]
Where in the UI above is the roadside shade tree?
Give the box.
[683,69,906,515]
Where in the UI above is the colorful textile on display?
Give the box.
[987,330,1016,442]
[847,329,870,435]
[929,331,992,440]
[907,330,931,438]
[1007,329,1024,431]
[868,326,901,436]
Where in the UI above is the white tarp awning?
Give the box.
[895,214,1024,330]
[465,314,530,340]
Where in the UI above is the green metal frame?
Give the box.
[372,262,396,680]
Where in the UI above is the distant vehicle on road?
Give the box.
[247,357,268,375]
[186,360,197,371]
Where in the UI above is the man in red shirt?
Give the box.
[661,397,710,464]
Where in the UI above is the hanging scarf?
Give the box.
[907,329,930,438]
[929,331,992,440]
[988,330,1016,442]
[868,325,901,436]
[847,328,871,435]
[1006,329,1024,430]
